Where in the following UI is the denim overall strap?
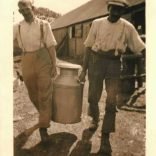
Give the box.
[18,23,26,52]
[40,21,47,48]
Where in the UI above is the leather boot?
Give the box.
[39,128,49,142]
[98,133,112,155]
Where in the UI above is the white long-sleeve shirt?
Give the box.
[84,17,145,54]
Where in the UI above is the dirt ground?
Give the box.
[13,64,145,156]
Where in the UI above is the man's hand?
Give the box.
[51,67,57,78]
[47,46,57,78]
[78,70,86,83]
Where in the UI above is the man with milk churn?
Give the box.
[13,0,57,142]
[79,0,145,154]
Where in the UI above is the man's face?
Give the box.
[18,2,34,21]
[108,5,125,22]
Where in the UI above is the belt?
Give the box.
[22,47,46,55]
[91,50,121,59]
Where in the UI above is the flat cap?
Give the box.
[107,0,129,8]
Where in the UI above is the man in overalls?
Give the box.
[79,0,145,154]
[13,0,57,142]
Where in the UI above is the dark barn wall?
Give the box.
[53,4,145,58]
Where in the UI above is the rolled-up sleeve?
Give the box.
[84,20,97,48]
[127,24,145,53]
[44,22,57,48]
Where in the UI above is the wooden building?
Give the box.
[51,0,145,58]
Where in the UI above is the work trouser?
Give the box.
[88,51,121,133]
[21,47,53,128]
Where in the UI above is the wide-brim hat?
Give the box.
[107,0,129,8]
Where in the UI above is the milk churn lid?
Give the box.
[57,62,81,69]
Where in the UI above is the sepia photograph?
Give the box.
[1,0,156,156]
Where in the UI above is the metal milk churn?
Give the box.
[52,62,83,124]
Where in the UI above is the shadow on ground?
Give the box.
[14,128,110,156]
[70,128,112,156]
[70,128,96,156]
[14,132,77,156]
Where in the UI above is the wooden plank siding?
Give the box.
[67,21,92,57]
[53,28,67,47]
[52,3,145,58]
